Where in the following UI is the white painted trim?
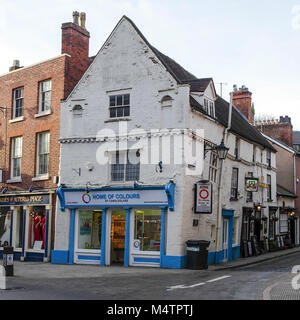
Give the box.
[9,116,24,124]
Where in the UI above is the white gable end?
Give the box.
[60,17,188,139]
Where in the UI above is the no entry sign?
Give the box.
[194,182,212,214]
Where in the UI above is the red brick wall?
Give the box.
[258,123,293,148]
[232,91,253,123]
[0,56,67,191]
[61,22,90,98]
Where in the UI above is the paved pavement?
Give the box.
[0,247,299,300]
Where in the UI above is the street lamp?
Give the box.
[215,139,229,160]
[0,107,7,118]
[205,139,229,160]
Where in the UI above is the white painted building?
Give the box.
[52,16,277,268]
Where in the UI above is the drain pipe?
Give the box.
[215,93,233,263]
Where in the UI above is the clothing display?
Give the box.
[33,215,41,242]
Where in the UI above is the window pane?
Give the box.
[111,164,125,181]
[124,106,130,117]
[134,209,161,251]
[124,94,130,105]
[28,207,46,249]
[117,95,122,106]
[110,107,117,118]
[117,107,123,117]
[109,96,116,107]
[77,210,102,249]
[0,208,11,247]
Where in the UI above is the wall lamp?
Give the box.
[204,139,229,160]
[0,107,7,118]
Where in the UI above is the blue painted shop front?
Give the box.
[207,209,240,264]
[0,193,53,262]
[52,182,180,268]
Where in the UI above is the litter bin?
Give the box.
[186,240,210,270]
[3,246,13,277]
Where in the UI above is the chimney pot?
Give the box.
[80,12,86,29]
[73,11,79,25]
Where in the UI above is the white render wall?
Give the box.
[54,16,278,260]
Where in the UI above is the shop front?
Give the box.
[54,182,175,268]
[0,192,54,262]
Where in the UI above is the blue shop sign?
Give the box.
[56,181,175,211]
[0,194,50,206]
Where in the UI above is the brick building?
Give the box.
[0,11,90,262]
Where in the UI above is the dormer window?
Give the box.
[203,98,215,117]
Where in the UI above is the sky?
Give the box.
[1,0,300,129]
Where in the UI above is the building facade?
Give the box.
[0,12,90,262]
[52,16,277,268]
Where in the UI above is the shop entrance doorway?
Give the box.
[110,210,126,265]
[290,218,296,245]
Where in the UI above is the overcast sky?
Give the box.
[1,0,300,129]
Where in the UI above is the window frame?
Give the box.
[36,132,50,176]
[230,168,239,200]
[266,150,271,168]
[208,151,218,183]
[38,79,52,113]
[267,174,272,201]
[110,149,140,182]
[109,94,130,119]
[280,211,288,233]
[12,87,24,119]
[10,136,23,179]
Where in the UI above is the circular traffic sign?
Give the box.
[199,189,209,200]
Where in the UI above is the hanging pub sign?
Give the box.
[194,181,212,214]
[245,178,258,192]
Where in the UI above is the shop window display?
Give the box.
[134,209,161,251]
[28,207,46,250]
[78,210,102,249]
[0,207,11,247]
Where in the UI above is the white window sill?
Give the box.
[104,117,131,123]
[9,116,24,123]
[32,174,49,181]
[34,109,52,118]
[6,177,22,183]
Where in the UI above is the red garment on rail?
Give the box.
[33,216,41,242]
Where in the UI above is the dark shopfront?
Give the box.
[0,192,54,262]
[279,207,299,247]
[241,206,277,258]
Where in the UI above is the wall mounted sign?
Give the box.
[64,189,168,207]
[194,182,212,214]
[0,194,50,206]
[245,178,258,192]
[258,182,268,189]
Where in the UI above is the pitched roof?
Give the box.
[150,46,197,83]
[184,78,213,92]
[102,17,276,152]
[277,184,298,198]
[215,96,277,152]
[123,16,198,83]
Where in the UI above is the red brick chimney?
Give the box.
[232,85,253,123]
[62,11,90,98]
[255,116,293,147]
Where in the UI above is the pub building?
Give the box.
[0,192,54,261]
